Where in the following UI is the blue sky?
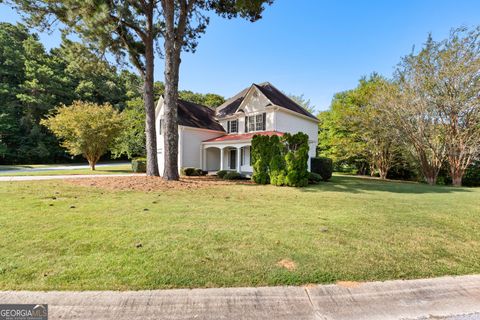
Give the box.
[1,1,479,111]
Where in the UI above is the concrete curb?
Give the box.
[1,275,479,319]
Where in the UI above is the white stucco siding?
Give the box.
[180,127,224,169]
[274,109,319,163]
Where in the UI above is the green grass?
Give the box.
[0,175,479,290]
[0,164,132,176]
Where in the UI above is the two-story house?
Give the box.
[155,82,319,175]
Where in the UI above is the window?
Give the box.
[228,119,238,133]
[245,113,266,132]
[248,116,255,132]
[255,114,264,131]
[240,147,244,166]
[159,119,163,135]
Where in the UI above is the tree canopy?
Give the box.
[41,101,125,170]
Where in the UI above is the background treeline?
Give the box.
[318,26,480,187]
[0,23,224,164]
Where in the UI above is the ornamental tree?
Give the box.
[41,101,125,170]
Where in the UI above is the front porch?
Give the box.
[201,143,252,174]
[200,131,284,175]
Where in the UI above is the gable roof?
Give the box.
[254,83,318,120]
[176,99,225,132]
[215,82,318,120]
[215,86,250,118]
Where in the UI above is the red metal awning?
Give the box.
[203,131,284,143]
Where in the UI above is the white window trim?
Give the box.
[228,119,238,133]
[246,112,266,133]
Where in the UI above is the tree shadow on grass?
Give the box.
[300,175,474,194]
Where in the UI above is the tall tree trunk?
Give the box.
[378,166,388,179]
[143,43,159,177]
[143,7,160,177]
[450,165,465,187]
[447,148,470,187]
[162,2,180,181]
[422,164,439,185]
[369,162,376,177]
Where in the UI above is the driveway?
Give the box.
[0,162,130,173]
[0,173,141,182]
[1,275,479,319]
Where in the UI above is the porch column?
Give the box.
[236,147,241,173]
[219,147,224,170]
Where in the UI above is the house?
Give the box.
[155,82,319,175]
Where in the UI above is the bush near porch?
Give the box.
[311,157,333,181]
[251,132,310,187]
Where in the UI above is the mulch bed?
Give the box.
[67,175,254,192]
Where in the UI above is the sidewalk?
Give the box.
[1,275,479,319]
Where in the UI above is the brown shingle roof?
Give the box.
[215,82,317,120]
[177,99,225,132]
[254,83,318,120]
[215,86,250,118]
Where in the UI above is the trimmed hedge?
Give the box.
[269,135,286,186]
[308,172,322,184]
[131,158,147,173]
[216,170,228,179]
[223,171,244,180]
[251,135,272,184]
[283,133,309,187]
[311,157,333,181]
[251,132,309,187]
[463,161,480,187]
[180,167,204,176]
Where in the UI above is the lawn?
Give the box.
[0,164,132,176]
[0,175,479,290]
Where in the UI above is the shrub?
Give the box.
[308,172,322,184]
[311,157,333,181]
[283,133,309,187]
[132,158,147,173]
[269,135,287,186]
[251,132,310,187]
[223,171,243,180]
[251,135,272,184]
[181,167,204,176]
[216,170,228,179]
[463,161,480,187]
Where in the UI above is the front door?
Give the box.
[229,149,236,170]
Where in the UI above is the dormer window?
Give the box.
[227,119,238,133]
[245,113,266,132]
